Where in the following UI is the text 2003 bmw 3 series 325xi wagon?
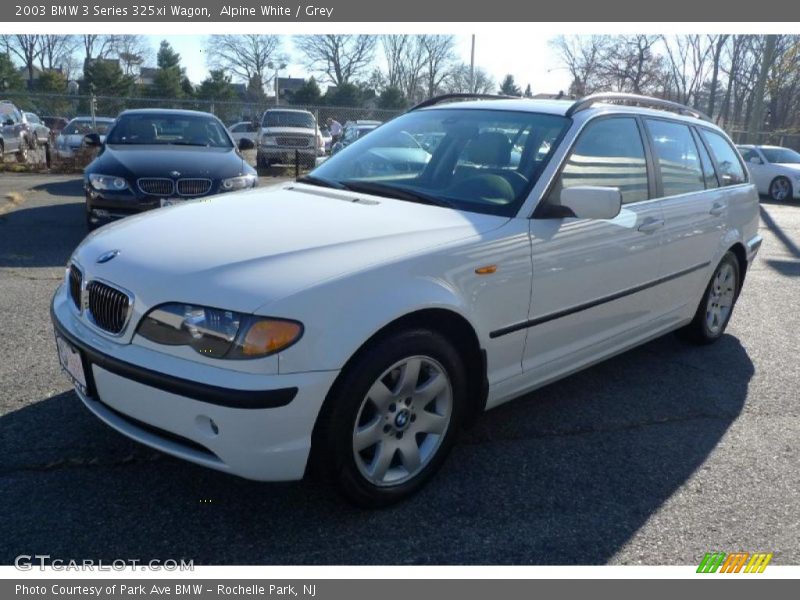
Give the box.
[52,92,762,506]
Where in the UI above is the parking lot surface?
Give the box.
[1,173,798,565]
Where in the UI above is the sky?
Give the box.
[155,34,573,96]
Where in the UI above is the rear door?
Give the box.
[522,116,664,374]
[642,118,727,318]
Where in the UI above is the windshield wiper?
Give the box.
[295,175,348,190]
[170,141,211,147]
[341,180,455,209]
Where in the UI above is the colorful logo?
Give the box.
[697,552,773,573]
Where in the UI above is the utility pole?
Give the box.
[469,34,475,93]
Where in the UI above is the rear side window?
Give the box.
[694,130,719,189]
[700,129,747,186]
[549,117,649,205]
[646,119,704,197]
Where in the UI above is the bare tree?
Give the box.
[116,35,154,76]
[598,35,663,94]
[381,35,426,102]
[207,35,283,90]
[705,35,730,119]
[38,35,79,73]
[419,35,456,98]
[746,35,778,142]
[550,35,607,96]
[661,34,714,106]
[2,35,41,84]
[444,63,495,95]
[294,35,376,86]
[81,34,118,62]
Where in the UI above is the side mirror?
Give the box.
[83,132,102,147]
[3,119,14,126]
[238,137,255,151]
[749,156,763,165]
[560,186,622,220]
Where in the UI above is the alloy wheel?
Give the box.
[705,262,736,335]
[352,355,453,487]
[771,178,790,201]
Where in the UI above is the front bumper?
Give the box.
[258,148,317,164]
[51,284,339,481]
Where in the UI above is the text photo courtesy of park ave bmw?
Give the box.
[1,0,800,588]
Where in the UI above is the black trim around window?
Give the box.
[51,305,298,409]
[489,261,710,338]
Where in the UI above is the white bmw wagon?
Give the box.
[52,93,762,506]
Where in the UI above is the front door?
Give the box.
[521,116,664,377]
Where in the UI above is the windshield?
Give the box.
[310,108,570,216]
[262,111,315,129]
[761,147,800,164]
[63,120,112,135]
[106,114,232,147]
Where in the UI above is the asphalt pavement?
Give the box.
[0,172,798,565]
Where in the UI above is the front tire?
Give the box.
[314,329,466,507]
[769,176,793,202]
[677,251,740,345]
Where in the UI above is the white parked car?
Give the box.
[257,108,323,168]
[228,120,259,146]
[736,144,800,201]
[52,93,761,506]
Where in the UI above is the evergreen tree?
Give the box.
[499,74,522,96]
[378,86,406,110]
[291,77,322,105]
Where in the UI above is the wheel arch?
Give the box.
[308,307,488,476]
[727,242,748,293]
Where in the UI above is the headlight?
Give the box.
[88,173,128,191]
[261,135,277,146]
[221,174,257,191]
[137,303,303,359]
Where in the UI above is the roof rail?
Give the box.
[566,92,711,121]
[409,93,519,111]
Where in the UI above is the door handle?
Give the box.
[709,202,725,216]
[637,218,665,233]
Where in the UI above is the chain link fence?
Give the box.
[0,91,405,173]
[0,91,403,128]
[729,129,800,151]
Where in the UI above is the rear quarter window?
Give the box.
[699,129,747,186]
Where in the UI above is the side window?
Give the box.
[738,148,758,162]
[693,130,719,189]
[646,119,704,197]
[700,129,747,186]
[549,117,649,205]
[230,124,243,133]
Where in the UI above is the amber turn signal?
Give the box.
[241,320,303,356]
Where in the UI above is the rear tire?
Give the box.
[677,251,740,345]
[312,329,466,508]
[16,141,28,163]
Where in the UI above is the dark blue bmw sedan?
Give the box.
[83,109,257,230]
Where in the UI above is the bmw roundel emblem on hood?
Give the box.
[96,250,120,264]
[170,171,181,178]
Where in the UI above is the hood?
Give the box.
[74,184,507,314]
[90,145,249,178]
[773,163,800,173]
